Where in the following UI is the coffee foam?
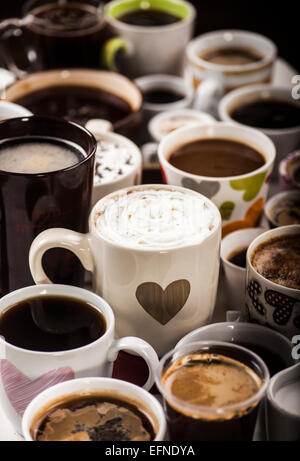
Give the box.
[94,187,218,249]
[162,353,262,417]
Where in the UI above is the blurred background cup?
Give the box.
[279,150,300,191]
[185,30,277,116]
[219,85,300,177]
[103,0,196,78]
[264,190,300,228]
[3,69,143,141]
[245,225,300,339]
[220,227,265,311]
[155,340,270,441]
[0,0,106,76]
[266,363,300,441]
[158,122,276,237]
[22,377,167,441]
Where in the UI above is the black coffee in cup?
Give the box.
[199,47,263,66]
[143,88,184,105]
[117,9,181,26]
[31,393,156,441]
[230,100,300,130]
[0,295,106,352]
[161,351,263,441]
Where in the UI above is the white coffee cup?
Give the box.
[29,184,222,357]
[185,30,277,116]
[0,101,32,120]
[0,284,159,432]
[22,377,167,441]
[219,85,300,176]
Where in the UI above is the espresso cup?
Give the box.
[103,0,196,78]
[264,190,300,228]
[221,228,266,311]
[0,0,106,75]
[155,341,269,441]
[245,225,300,339]
[185,30,277,116]
[29,184,222,357]
[279,150,300,191]
[158,122,276,237]
[22,377,167,441]
[219,85,300,176]
[0,284,159,432]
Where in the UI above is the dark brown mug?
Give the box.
[0,116,96,296]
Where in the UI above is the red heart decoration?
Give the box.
[0,360,74,416]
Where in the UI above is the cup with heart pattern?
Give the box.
[158,122,276,237]
[0,284,159,432]
[244,225,300,339]
[29,184,222,357]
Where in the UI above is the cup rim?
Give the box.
[89,183,222,252]
[220,227,266,272]
[92,130,142,189]
[0,284,115,356]
[155,340,270,419]
[219,85,300,135]
[148,109,216,142]
[264,190,300,227]
[0,101,32,118]
[22,376,167,441]
[246,224,300,294]
[105,0,196,33]
[186,29,277,73]
[0,115,97,177]
[175,321,293,351]
[279,150,300,189]
[158,121,276,182]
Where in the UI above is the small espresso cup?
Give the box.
[219,85,300,176]
[245,225,300,339]
[22,377,167,441]
[185,30,277,116]
[0,284,159,432]
[103,0,196,78]
[221,228,266,311]
[158,122,276,237]
[29,184,222,357]
[155,341,269,441]
[279,150,300,191]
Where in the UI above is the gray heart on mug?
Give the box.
[136,280,191,326]
[181,177,220,199]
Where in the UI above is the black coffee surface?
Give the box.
[0,296,106,352]
[200,47,263,66]
[169,139,265,177]
[293,166,300,183]
[228,247,248,268]
[14,85,131,126]
[117,9,181,26]
[231,100,300,130]
[34,395,155,441]
[238,343,287,377]
[143,88,184,105]
[27,3,105,69]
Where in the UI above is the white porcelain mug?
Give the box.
[0,284,159,432]
[22,377,167,441]
[29,184,222,357]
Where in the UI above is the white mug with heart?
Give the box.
[29,184,222,357]
[0,284,159,432]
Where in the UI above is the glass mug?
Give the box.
[0,0,106,76]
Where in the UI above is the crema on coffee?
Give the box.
[94,187,219,249]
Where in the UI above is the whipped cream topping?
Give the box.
[95,188,218,249]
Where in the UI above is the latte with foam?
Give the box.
[94,187,219,249]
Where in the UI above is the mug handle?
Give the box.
[108,337,159,391]
[102,37,127,72]
[0,18,35,79]
[29,228,94,284]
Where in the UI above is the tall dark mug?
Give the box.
[0,116,96,296]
